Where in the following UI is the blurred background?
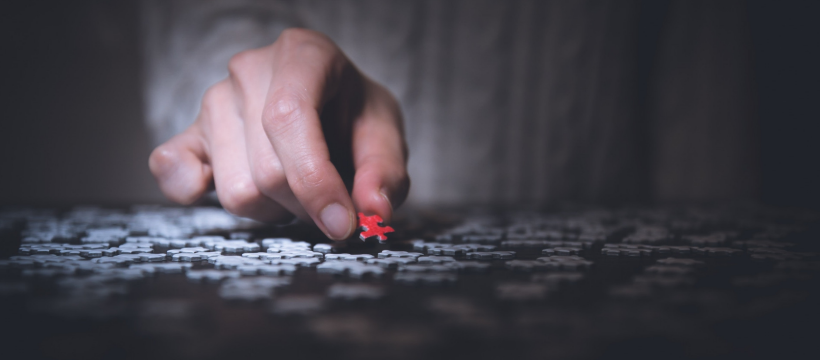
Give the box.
[1,0,818,209]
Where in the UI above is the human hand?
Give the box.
[149,28,410,240]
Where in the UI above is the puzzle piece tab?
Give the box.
[357,213,394,241]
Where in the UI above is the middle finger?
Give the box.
[229,49,311,222]
[205,80,291,222]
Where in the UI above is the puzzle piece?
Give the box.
[186,270,240,283]
[357,213,394,241]
[464,251,515,260]
[267,258,320,267]
[270,295,325,315]
[218,277,290,301]
[451,261,491,273]
[325,253,374,261]
[394,272,457,286]
[531,272,584,285]
[263,250,324,259]
[327,283,385,300]
[417,256,457,264]
[398,263,458,273]
[496,283,548,301]
[378,250,423,259]
[317,261,385,278]
[505,260,549,272]
[535,256,593,271]
[365,257,416,269]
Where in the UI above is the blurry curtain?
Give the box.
[141,0,757,206]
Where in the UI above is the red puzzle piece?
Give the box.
[358,213,394,241]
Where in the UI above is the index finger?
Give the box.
[260,29,356,240]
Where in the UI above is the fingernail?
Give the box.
[320,203,352,240]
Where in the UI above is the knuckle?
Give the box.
[278,28,308,43]
[219,177,263,217]
[253,158,288,193]
[291,159,326,192]
[278,28,320,46]
[261,92,306,136]
[277,28,335,57]
[227,49,261,79]
[148,144,178,176]
[200,81,230,115]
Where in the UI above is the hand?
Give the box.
[148,28,410,240]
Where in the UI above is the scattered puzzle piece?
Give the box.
[357,213,394,241]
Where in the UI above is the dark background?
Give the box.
[0,0,159,205]
[0,0,818,208]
